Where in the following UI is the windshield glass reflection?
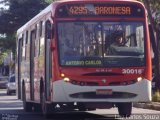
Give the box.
[57,21,145,67]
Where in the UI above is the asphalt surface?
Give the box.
[1,89,160,120]
[134,102,160,111]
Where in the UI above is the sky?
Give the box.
[0,0,9,9]
[0,0,4,7]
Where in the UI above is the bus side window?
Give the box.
[39,21,43,37]
[45,20,52,39]
[25,31,28,60]
[18,37,23,62]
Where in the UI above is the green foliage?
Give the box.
[0,0,50,34]
[45,0,53,4]
[0,0,51,61]
[138,0,160,24]
[152,90,160,102]
[0,34,16,52]
[0,50,10,65]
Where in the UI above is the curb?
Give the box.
[133,102,160,111]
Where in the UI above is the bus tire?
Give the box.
[22,80,32,112]
[78,103,87,111]
[117,102,132,117]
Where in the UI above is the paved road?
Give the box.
[1,89,160,120]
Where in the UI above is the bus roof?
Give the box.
[55,0,142,3]
[56,0,139,2]
[17,0,144,35]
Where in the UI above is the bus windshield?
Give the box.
[57,21,145,67]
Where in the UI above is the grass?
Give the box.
[152,90,160,102]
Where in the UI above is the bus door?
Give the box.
[45,19,53,101]
[30,30,36,100]
[17,36,23,99]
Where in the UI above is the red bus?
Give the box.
[16,0,152,117]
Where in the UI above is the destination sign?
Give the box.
[68,6,131,15]
[57,3,144,17]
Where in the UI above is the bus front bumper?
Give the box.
[52,79,151,103]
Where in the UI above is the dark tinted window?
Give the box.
[10,76,15,82]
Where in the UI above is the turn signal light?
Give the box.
[61,73,65,77]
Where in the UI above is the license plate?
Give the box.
[96,89,113,95]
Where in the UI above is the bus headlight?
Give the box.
[137,77,143,82]
[64,77,70,82]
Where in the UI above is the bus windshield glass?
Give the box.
[57,21,145,67]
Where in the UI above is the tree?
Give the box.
[0,0,52,56]
[0,0,51,34]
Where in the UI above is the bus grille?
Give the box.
[70,92,137,99]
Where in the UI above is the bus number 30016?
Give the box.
[122,69,143,74]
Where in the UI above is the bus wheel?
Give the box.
[22,80,32,112]
[117,102,132,117]
[77,103,87,111]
